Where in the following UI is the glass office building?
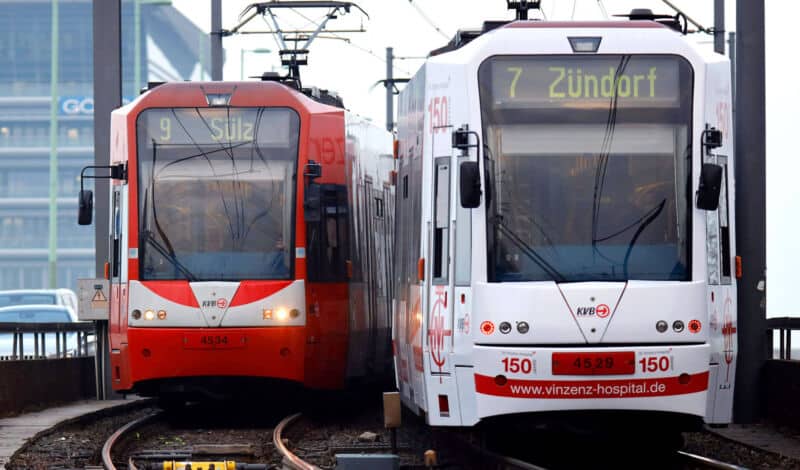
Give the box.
[0,0,210,290]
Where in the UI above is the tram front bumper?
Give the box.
[471,343,710,419]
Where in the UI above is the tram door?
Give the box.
[427,156,453,379]
[109,186,123,333]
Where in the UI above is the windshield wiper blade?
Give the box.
[623,199,666,278]
[141,230,198,281]
[496,218,566,283]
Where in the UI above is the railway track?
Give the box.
[677,450,750,470]
[100,409,311,470]
[98,407,750,470]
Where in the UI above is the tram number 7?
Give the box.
[501,357,533,374]
[639,356,671,373]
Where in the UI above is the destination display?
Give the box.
[138,107,295,146]
[483,55,688,109]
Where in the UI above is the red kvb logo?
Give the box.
[576,304,611,318]
[204,298,228,308]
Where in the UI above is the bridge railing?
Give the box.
[766,317,800,360]
[0,322,95,360]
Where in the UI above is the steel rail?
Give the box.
[484,449,551,470]
[273,413,320,470]
[677,450,750,470]
[101,411,160,470]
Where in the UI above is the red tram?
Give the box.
[80,81,395,398]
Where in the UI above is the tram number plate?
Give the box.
[551,352,635,375]
[183,333,246,350]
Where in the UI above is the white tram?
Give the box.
[392,16,737,429]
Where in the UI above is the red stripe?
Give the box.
[505,21,665,29]
[141,281,199,307]
[474,371,709,399]
[230,280,293,307]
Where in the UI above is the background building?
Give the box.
[0,0,211,291]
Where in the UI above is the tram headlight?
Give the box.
[672,320,685,332]
[157,310,167,320]
[656,320,668,333]
[276,307,289,321]
[144,309,155,321]
[499,322,512,334]
[516,321,530,334]
[131,309,142,320]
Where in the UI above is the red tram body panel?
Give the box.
[103,81,394,396]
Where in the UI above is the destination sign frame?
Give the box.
[137,107,297,147]
[480,55,691,110]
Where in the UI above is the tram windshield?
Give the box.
[136,107,300,281]
[478,55,693,282]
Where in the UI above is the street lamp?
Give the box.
[240,48,272,80]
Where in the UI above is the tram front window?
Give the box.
[478,55,693,282]
[136,107,300,281]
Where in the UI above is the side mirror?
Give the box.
[696,163,723,211]
[459,161,482,208]
[78,189,94,225]
[304,160,322,180]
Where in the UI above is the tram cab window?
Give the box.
[306,184,349,282]
[479,54,693,282]
[136,107,299,281]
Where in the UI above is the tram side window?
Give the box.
[110,189,121,279]
[433,159,450,283]
[306,184,349,282]
[718,161,732,284]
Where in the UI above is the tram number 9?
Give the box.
[639,356,671,373]
[501,357,533,374]
[159,117,171,141]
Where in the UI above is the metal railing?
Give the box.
[0,321,95,360]
[766,317,800,360]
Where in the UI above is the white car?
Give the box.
[0,289,79,314]
[0,304,93,359]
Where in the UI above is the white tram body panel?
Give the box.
[393,20,737,427]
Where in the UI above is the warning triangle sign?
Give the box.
[92,289,107,302]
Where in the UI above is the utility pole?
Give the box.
[733,0,766,424]
[48,0,59,289]
[385,47,394,132]
[92,0,122,400]
[714,0,724,54]
[211,0,223,80]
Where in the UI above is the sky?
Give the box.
[172,0,798,318]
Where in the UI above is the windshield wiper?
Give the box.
[623,199,666,278]
[495,216,566,283]
[141,230,198,281]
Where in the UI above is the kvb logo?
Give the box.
[576,304,611,318]
[202,298,228,308]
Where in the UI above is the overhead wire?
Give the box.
[597,0,610,19]
[404,0,450,40]
[280,7,414,76]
